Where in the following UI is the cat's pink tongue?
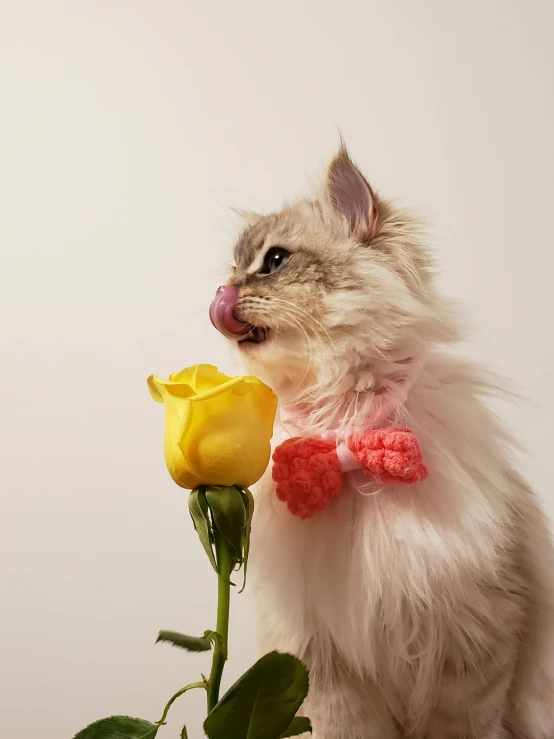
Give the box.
[209,286,252,341]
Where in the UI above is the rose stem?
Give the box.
[207,530,231,712]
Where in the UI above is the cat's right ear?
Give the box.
[325,148,377,240]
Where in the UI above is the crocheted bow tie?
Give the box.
[272,427,428,519]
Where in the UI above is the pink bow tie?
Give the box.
[272,427,428,519]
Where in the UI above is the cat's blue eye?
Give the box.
[260,247,290,275]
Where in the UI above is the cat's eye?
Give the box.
[260,247,290,275]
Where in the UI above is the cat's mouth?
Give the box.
[238,326,268,346]
[209,286,269,346]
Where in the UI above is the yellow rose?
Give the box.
[147,364,277,489]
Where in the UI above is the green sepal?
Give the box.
[205,486,246,563]
[180,726,188,739]
[238,487,255,593]
[203,651,310,739]
[72,716,158,739]
[156,629,212,652]
[189,487,217,572]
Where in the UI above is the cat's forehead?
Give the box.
[233,218,268,269]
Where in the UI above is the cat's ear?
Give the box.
[325,148,377,239]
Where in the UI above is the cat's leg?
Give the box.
[427,715,509,739]
[255,603,400,738]
[304,665,401,739]
[425,650,516,739]
[507,587,554,736]
[508,598,554,739]
[505,479,554,739]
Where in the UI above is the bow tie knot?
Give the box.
[272,428,428,519]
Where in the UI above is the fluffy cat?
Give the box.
[215,148,554,738]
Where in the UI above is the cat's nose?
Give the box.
[209,286,253,341]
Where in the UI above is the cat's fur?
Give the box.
[226,148,554,738]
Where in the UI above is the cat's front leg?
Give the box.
[304,666,401,739]
[425,654,515,739]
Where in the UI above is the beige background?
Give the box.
[1,2,553,737]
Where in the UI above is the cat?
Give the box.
[212,147,554,738]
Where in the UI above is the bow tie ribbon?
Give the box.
[272,427,428,519]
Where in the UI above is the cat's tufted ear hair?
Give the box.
[230,207,263,229]
[325,146,377,240]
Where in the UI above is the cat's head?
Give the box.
[210,148,457,432]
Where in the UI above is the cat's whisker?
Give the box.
[267,297,337,357]
[282,313,314,391]
[258,306,315,391]
[236,297,316,393]
[238,296,319,345]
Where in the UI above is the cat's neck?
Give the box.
[278,354,425,438]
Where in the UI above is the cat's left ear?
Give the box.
[325,149,377,240]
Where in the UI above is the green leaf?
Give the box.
[73,716,158,739]
[238,487,255,593]
[189,488,217,572]
[205,486,247,561]
[279,716,312,736]
[180,726,188,739]
[156,629,212,652]
[203,651,310,739]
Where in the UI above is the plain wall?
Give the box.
[1,2,553,737]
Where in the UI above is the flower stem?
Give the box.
[156,681,205,726]
[207,530,232,713]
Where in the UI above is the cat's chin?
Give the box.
[239,349,315,396]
